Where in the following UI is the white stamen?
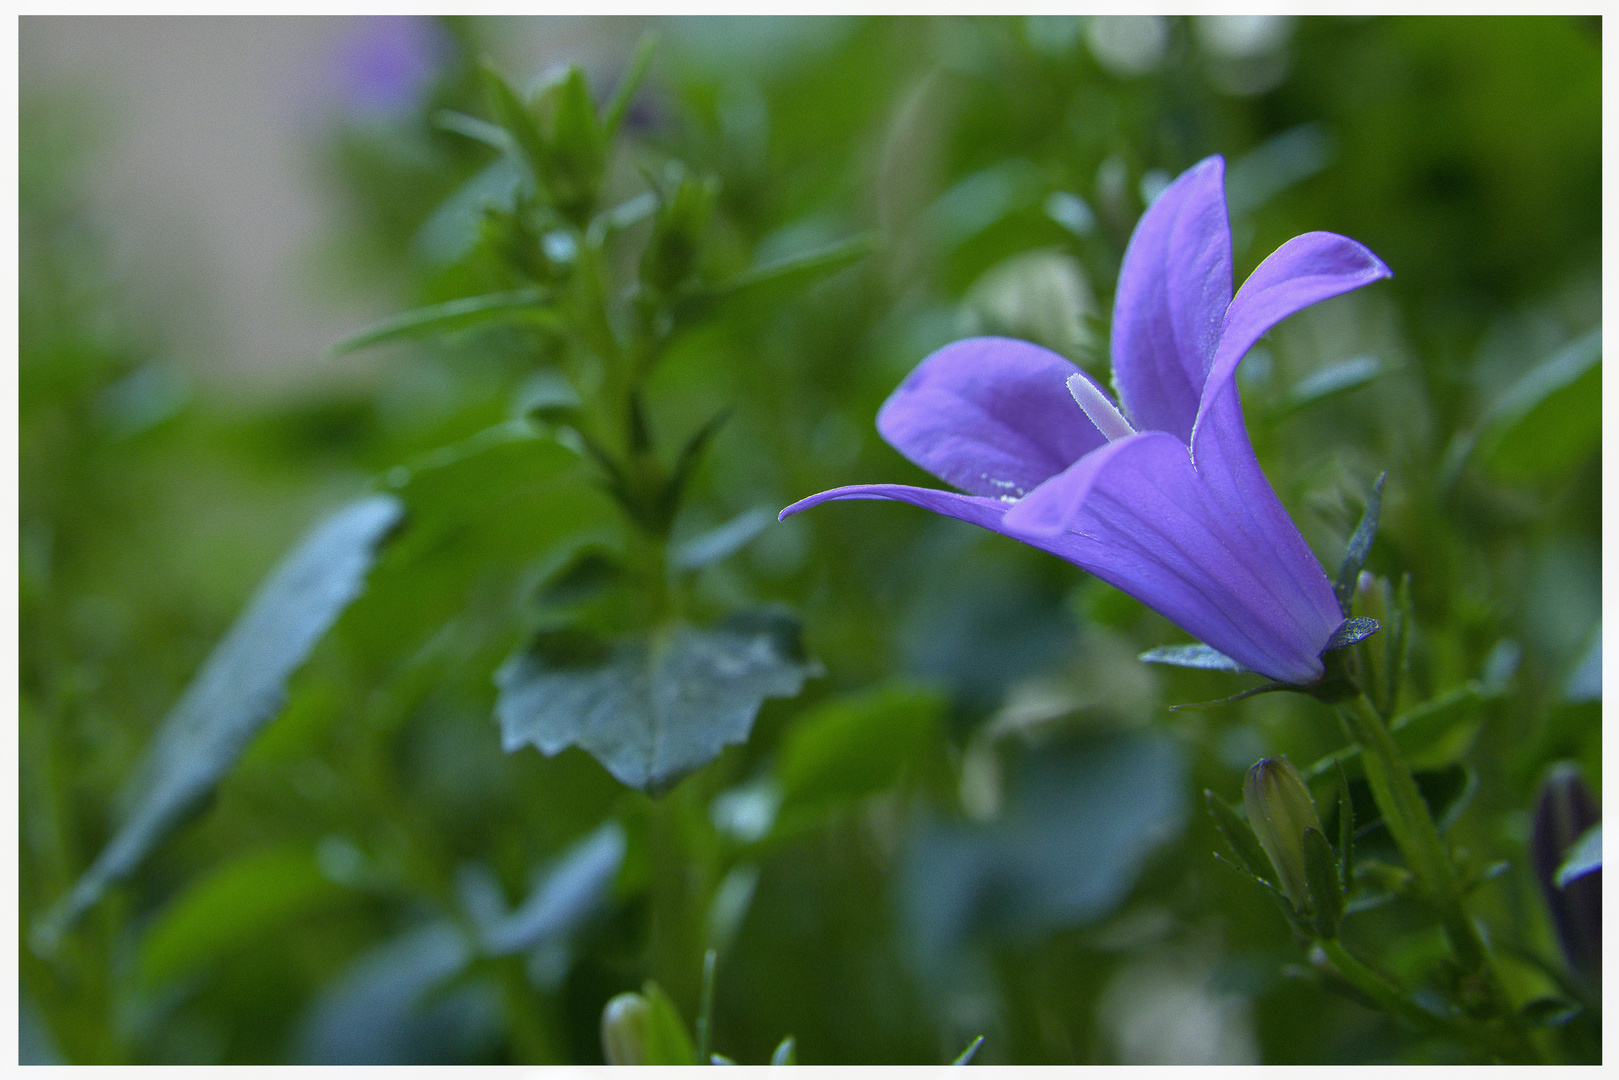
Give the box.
[1067,373,1136,442]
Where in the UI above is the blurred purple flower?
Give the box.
[1530,762,1601,980]
[335,16,449,117]
[781,156,1390,685]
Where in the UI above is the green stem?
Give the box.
[1316,938,1457,1036]
[1337,694,1536,1061]
[1338,695,1458,908]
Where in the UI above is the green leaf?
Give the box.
[297,920,477,1064]
[413,157,525,266]
[639,980,699,1065]
[433,108,517,156]
[770,1035,797,1065]
[773,680,944,831]
[481,60,548,182]
[680,233,876,319]
[468,822,626,956]
[1309,681,1488,780]
[671,507,775,571]
[1389,681,1487,769]
[35,495,403,948]
[1334,473,1385,616]
[1555,822,1601,888]
[495,611,820,793]
[1520,996,1583,1028]
[136,843,343,986]
[546,66,607,225]
[329,288,555,355]
[1304,827,1344,939]
[602,32,659,139]
[1205,789,1273,882]
[951,1035,986,1065]
[1139,643,1247,672]
[1332,763,1477,849]
[1273,355,1382,419]
[1480,326,1601,482]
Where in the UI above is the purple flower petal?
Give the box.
[779,483,1009,530]
[779,155,1391,688]
[875,338,1107,501]
[1111,156,1232,443]
[1194,231,1393,443]
[1004,432,1340,685]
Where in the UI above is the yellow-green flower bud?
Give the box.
[600,991,652,1065]
[1244,756,1323,911]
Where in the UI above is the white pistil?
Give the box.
[1067,373,1136,442]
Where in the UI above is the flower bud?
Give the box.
[1244,756,1323,911]
[641,165,718,297]
[600,991,652,1065]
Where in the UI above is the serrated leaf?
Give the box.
[36,494,403,947]
[1334,473,1385,616]
[1324,617,1381,652]
[495,612,819,793]
[1304,828,1344,939]
[137,843,343,986]
[1555,823,1601,888]
[330,289,555,356]
[1139,643,1247,672]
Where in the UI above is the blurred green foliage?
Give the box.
[19,15,1599,1064]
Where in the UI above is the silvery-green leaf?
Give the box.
[1555,823,1601,888]
[1275,355,1381,418]
[35,494,402,948]
[478,822,625,955]
[1334,473,1385,616]
[900,732,1186,968]
[413,157,525,266]
[495,611,819,793]
[671,507,775,571]
[1139,643,1247,672]
[951,1035,986,1065]
[296,921,492,1065]
[1481,326,1601,482]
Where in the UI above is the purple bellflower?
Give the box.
[780,156,1390,686]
